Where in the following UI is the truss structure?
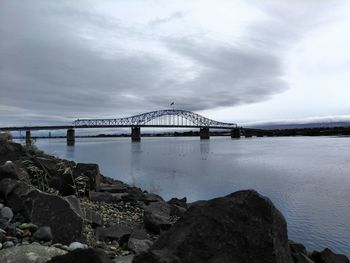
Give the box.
[73,109,237,129]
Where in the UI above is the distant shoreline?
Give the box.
[12,125,350,139]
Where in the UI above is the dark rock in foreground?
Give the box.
[143,201,173,234]
[47,248,113,263]
[0,178,83,244]
[311,248,349,263]
[0,161,18,181]
[134,190,293,263]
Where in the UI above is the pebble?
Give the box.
[0,243,2,250]
[0,207,14,220]
[68,241,88,251]
[0,203,4,209]
[3,241,14,248]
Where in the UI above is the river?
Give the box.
[31,136,350,256]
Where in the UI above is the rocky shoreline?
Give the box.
[0,139,348,263]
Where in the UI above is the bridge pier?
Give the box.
[200,127,210,139]
[231,127,241,138]
[25,130,31,145]
[131,127,141,141]
[67,128,75,145]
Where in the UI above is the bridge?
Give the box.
[0,109,241,144]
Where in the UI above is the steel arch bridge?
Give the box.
[73,109,237,129]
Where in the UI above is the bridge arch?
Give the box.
[73,109,237,129]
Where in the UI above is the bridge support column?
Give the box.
[131,127,141,141]
[25,130,31,145]
[231,127,241,139]
[200,127,210,139]
[67,128,75,145]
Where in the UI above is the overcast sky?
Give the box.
[1,0,350,126]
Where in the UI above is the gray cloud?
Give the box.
[149,12,185,26]
[0,0,342,126]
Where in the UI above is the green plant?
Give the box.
[71,175,90,198]
[21,160,57,194]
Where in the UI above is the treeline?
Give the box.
[246,126,350,137]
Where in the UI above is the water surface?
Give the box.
[33,136,350,256]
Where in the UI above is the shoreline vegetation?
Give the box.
[0,136,349,262]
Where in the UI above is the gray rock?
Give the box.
[293,253,315,263]
[0,178,83,244]
[0,244,66,263]
[84,208,103,227]
[143,201,172,234]
[121,188,146,204]
[142,193,164,204]
[128,238,152,255]
[0,161,18,181]
[100,181,130,193]
[2,241,15,248]
[114,254,134,263]
[167,197,187,208]
[0,243,2,250]
[68,242,88,251]
[0,206,13,220]
[89,191,123,203]
[0,203,4,209]
[129,227,149,240]
[134,190,293,263]
[96,224,132,245]
[33,226,53,242]
[169,203,187,217]
[311,248,349,263]
[52,243,69,251]
[289,240,307,255]
[47,248,113,263]
[64,195,83,217]
[0,141,26,165]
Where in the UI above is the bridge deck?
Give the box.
[0,124,235,131]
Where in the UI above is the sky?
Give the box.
[1,0,350,127]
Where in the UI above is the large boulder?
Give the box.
[143,201,173,234]
[0,244,66,263]
[134,190,293,263]
[0,178,83,244]
[47,248,113,263]
[96,224,133,245]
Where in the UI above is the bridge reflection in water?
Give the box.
[0,109,241,145]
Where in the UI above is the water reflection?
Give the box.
[34,136,350,256]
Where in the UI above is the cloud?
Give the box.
[0,0,347,126]
[149,12,185,26]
